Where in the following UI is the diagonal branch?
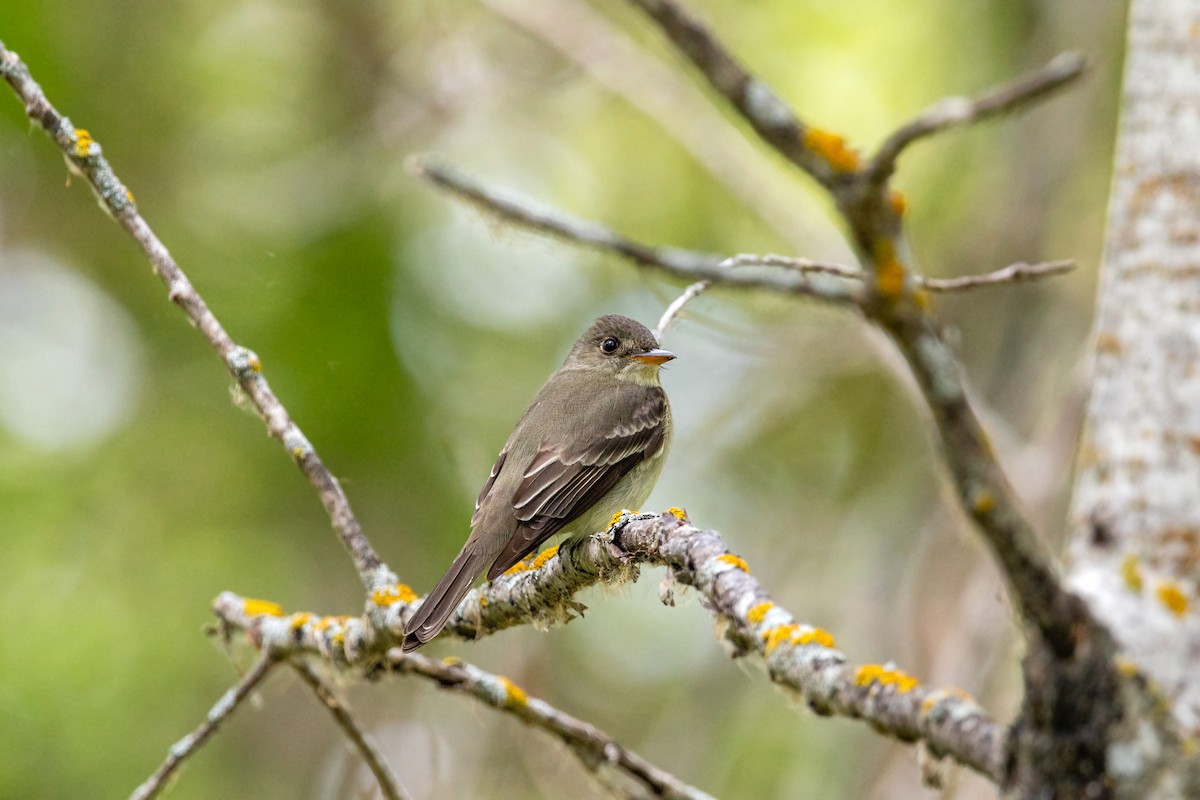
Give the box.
[130,654,277,800]
[866,53,1088,185]
[0,42,392,591]
[410,155,860,304]
[624,0,859,189]
[390,651,716,800]
[293,662,410,800]
[214,511,1007,781]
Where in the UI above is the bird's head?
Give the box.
[565,314,676,385]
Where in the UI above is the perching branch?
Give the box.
[0,42,392,592]
[390,651,717,800]
[415,143,1085,650]
[866,52,1088,184]
[214,511,1006,780]
[293,662,411,800]
[129,654,277,800]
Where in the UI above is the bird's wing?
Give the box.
[471,449,507,526]
[485,385,668,579]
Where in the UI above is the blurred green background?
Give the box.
[0,0,1124,798]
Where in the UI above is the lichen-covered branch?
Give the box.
[293,662,411,800]
[214,511,1006,780]
[390,651,716,800]
[0,42,391,591]
[129,654,277,800]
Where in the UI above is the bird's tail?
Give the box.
[401,547,488,652]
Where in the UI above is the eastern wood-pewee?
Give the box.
[402,314,675,651]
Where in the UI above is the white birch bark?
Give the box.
[1068,0,1200,736]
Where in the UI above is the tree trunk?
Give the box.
[1068,0,1200,738]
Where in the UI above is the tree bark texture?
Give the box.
[1069,0,1200,737]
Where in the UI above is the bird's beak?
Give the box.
[631,348,676,365]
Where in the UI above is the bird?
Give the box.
[401,314,675,652]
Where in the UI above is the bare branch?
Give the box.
[724,254,1077,292]
[214,512,1006,781]
[409,155,860,304]
[390,651,715,800]
[0,43,392,591]
[922,260,1076,292]
[654,280,711,340]
[129,654,277,800]
[293,662,411,800]
[867,53,1089,184]
[720,253,863,279]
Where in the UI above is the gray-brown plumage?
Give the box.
[401,315,674,651]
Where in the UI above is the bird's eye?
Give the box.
[601,337,619,354]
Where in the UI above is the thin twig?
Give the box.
[867,53,1089,184]
[724,254,1077,292]
[922,260,1076,292]
[213,512,1007,781]
[654,280,710,340]
[409,155,860,304]
[0,43,391,591]
[293,662,411,800]
[390,650,716,800]
[130,654,277,800]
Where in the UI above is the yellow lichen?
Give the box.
[442,656,463,667]
[913,288,931,311]
[503,552,538,575]
[796,627,836,649]
[531,545,559,569]
[608,510,627,528]
[314,615,349,633]
[479,596,489,608]
[888,190,907,217]
[717,553,749,573]
[854,664,919,693]
[72,129,93,158]
[971,490,996,516]
[371,584,419,607]
[873,239,906,300]
[1120,554,1144,593]
[125,189,135,204]
[747,601,775,625]
[1156,581,1189,617]
[242,598,285,618]
[289,612,312,630]
[499,675,528,708]
[763,624,800,653]
[331,629,345,647]
[666,507,687,522]
[1115,656,1139,677]
[802,127,860,173]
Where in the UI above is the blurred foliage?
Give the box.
[0,0,1125,798]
